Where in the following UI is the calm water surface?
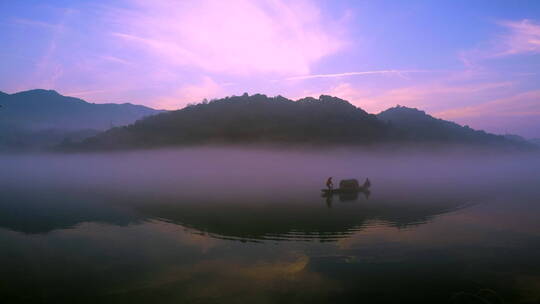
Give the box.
[1,148,539,303]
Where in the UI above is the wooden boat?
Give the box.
[321,178,371,196]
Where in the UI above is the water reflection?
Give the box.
[323,189,370,205]
[0,189,142,234]
[1,150,540,304]
[0,185,468,243]
[137,195,466,242]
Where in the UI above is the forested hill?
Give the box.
[66,93,531,151]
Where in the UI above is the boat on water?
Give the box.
[321,178,371,196]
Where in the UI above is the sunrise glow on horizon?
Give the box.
[1,0,540,137]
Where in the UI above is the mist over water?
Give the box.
[2,146,538,197]
[1,147,540,303]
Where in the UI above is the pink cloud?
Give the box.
[298,80,515,114]
[436,90,540,137]
[284,70,423,81]
[460,19,540,64]
[367,81,514,111]
[153,77,225,110]
[315,80,539,136]
[12,18,64,31]
[98,55,132,66]
[496,19,540,56]
[437,90,540,119]
[109,0,348,75]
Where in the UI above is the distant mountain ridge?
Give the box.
[529,138,540,146]
[0,89,162,151]
[377,106,507,144]
[0,89,161,130]
[67,93,533,151]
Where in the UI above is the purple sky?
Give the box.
[1,0,540,137]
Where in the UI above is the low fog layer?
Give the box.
[2,147,538,201]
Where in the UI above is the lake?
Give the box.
[1,147,540,304]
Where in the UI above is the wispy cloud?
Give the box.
[496,19,540,56]
[296,79,515,114]
[12,11,75,90]
[460,19,540,64]
[436,90,540,137]
[98,55,132,66]
[11,18,64,31]
[301,79,540,136]
[153,76,225,110]
[284,70,424,81]
[108,0,349,75]
[437,90,540,119]
[64,89,116,98]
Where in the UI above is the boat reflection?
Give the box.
[324,189,371,206]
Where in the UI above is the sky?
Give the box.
[1,0,540,137]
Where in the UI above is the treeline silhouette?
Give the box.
[68,93,532,150]
[378,106,509,144]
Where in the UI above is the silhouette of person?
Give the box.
[365,178,371,188]
[326,177,333,190]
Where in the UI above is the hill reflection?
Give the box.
[0,189,141,234]
[0,186,467,241]
[136,193,467,242]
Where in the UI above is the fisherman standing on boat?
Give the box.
[326,177,334,190]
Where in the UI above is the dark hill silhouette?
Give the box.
[74,94,388,149]
[528,138,540,146]
[503,134,534,146]
[67,93,531,151]
[377,106,517,145]
[0,89,161,151]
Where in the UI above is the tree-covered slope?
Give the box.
[377,106,514,145]
[68,94,532,151]
[74,94,389,150]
